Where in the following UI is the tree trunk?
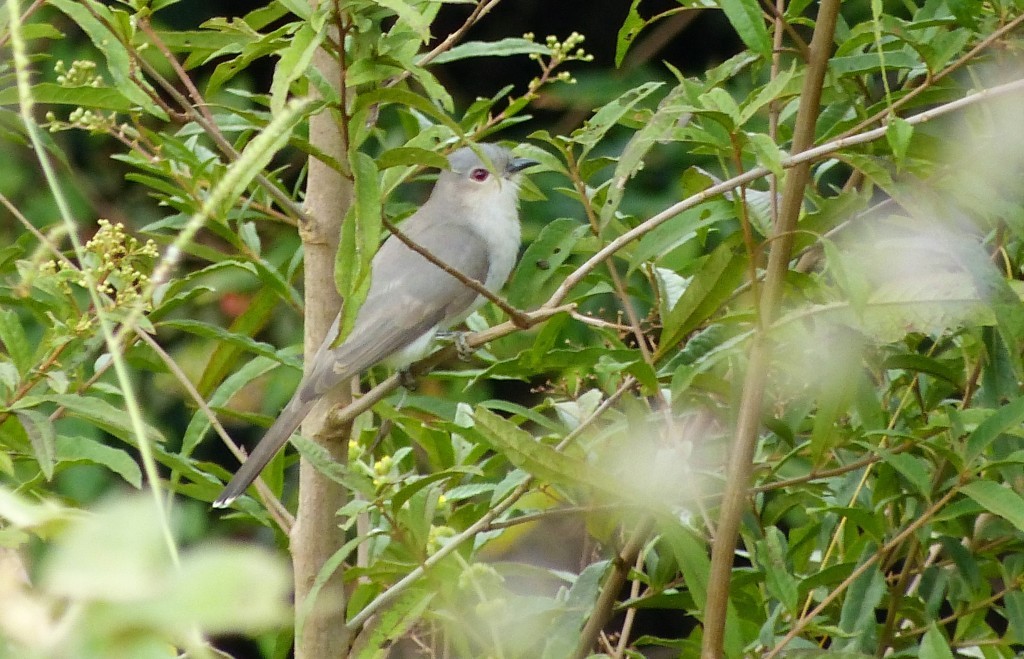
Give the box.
[292,38,354,658]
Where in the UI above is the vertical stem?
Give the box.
[292,33,354,659]
[700,2,841,656]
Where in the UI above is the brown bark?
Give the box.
[292,41,354,658]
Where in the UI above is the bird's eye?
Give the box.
[469,168,490,182]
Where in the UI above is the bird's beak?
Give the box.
[506,156,539,174]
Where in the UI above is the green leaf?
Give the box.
[657,240,746,359]
[960,481,1024,534]
[745,132,784,178]
[432,37,549,64]
[159,319,296,364]
[376,0,433,41]
[46,0,166,118]
[614,3,688,67]
[0,308,31,376]
[736,62,798,125]
[506,218,589,308]
[270,22,324,113]
[885,117,913,166]
[276,0,312,19]
[336,151,382,340]
[0,83,133,112]
[919,623,955,659]
[571,82,664,156]
[473,407,587,488]
[757,527,799,615]
[600,83,695,227]
[14,410,55,481]
[55,435,142,487]
[964,396,1024,465]
[836,554,885,651]
[183,355,289,456]
[17,395,160,446]
[375,147,449,171]
[719,0,772,56]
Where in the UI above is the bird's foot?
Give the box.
[398,368,418,390]
[437,330,473,361]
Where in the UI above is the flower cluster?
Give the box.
[43,220,160,313]
[522,31,594,88]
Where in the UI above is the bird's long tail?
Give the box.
[212,394,315,508]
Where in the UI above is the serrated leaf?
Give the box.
[473,407,587,488]
[657,240,746,359]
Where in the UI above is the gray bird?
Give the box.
[214,143,537,507]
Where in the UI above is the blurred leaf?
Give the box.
[836,554,884,651]
[14,410,55,481]
[964,396,1024,465]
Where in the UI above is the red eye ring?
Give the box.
[469,168,490,182]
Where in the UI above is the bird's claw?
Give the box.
[437,330,473,361]
[399,368,418,390]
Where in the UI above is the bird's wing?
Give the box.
[213,221,491,507]
[297,220,491,401]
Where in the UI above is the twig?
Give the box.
[545,76,1024,310]
[764,487,959,658]
[571,522,652,659]
[135,331,294,532]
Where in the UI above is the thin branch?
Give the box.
[702,2,841,655]
[764,487,960,657]
[572,523,652,659]
[381,218,531,326]
[545,76,1024,310]
[342,376,638,634]
[840,11,1024,139]
[613,546,647,657]
[135,331,294,532]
